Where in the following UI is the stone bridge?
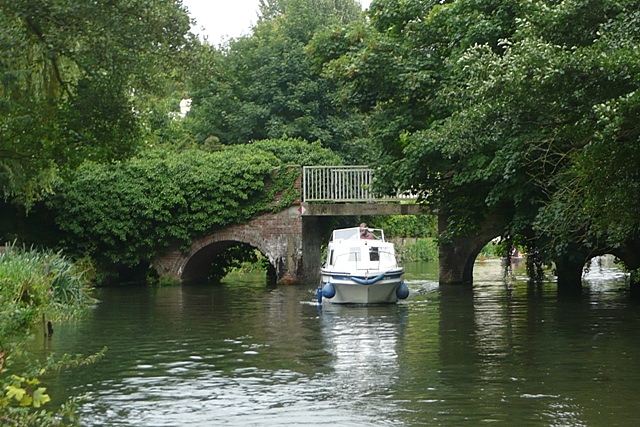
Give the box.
[150,166,640,291]
[150,204,421,285]
[151,166,424,285]
[152,206,306,284]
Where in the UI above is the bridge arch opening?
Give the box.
[584,254,622,275]
[467,234,534,283]
[181,240,276,285]
[583,252,636,285]
[472,242,635,292]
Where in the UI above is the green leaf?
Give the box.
[5,385,26,402]
[32,387,51,408]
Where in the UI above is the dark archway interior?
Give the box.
[181,240,272,284]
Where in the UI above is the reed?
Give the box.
[0,242,95,346]
[1,243,98,425]
[395,237,439,263]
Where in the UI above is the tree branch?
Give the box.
[24,16,74,99]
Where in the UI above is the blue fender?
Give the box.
[351,273,386,285]
[396,282,409,299]
[322,283,336,299]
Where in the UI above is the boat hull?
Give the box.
[320,270,406,304]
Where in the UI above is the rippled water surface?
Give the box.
[33,258,640,426]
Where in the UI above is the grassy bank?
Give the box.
[0,243,99,426]
[392,237,439,263]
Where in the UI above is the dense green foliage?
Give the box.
[0,243,97,426]
[369,215,437,239]
[47,139,340,270]
[395,238,438,263]
[311,0,640,272]
[238,138,344,166]
[0,244,94,348]
[0,0,194,205]
[3,0,639,283]
[207,245,273,283]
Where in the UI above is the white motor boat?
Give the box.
[319,227,408,304]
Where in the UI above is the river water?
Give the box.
[31,257,640,426]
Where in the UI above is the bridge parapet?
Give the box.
[302,166,417,203]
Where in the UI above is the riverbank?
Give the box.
[0,243,98,426]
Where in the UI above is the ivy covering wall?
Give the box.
[47,138,341,270]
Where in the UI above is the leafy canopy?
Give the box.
[0,0,194,205]
[311,0,640,265]
[187,0,369,162]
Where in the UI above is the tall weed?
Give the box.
[0,243,98,426]
[0,242,95,347]
[395,237,439,263]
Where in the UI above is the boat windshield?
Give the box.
[332,228,360,240]
[332,227,384,241]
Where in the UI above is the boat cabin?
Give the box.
[325,227,398,273]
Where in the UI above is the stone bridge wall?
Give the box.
[152,206,305,284]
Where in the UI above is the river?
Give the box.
[30,257,640,426]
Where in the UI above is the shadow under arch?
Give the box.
[181,240,276,285]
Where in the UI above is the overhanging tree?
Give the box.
[311,0,640,280]
[0,0,194,205]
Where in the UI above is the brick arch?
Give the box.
[152,206,303,284]
[555,240,640,292]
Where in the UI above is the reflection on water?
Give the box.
[28,259,640,426]
[393,257,639,426]
[320,304,408,417]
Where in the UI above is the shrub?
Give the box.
[47,139,339,273]
[396,238,439,263]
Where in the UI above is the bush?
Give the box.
[47,139,337,272]
[370,215,437,239]
[250,138,343,166]
[48,147,294,268]
[395,237,439,263]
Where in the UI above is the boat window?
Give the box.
[369,247,379,261]
[329,250,334,265]
[333,228,360,240]
[379,250,396,267]
[348,248,361,261]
